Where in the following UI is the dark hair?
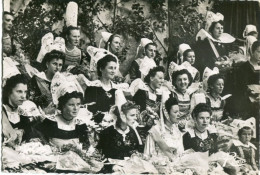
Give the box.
[183,49,195,62]
[105,34,121,50]
[247,31,258,36]
[251,41,260,54]
[57,91,83,111]
[209,20,224,34]
[121,101,139,115]
[144,66,165,83]
[171,69,193,87]
[66,25,80,37]
[238,126,253,139]
[3,74,28,104]
[144,42,157,51]
[207,74,224,92]
[42,50,65,70]
[96,54,117,77]
[192,103,212,119]
[3,11,14,17]
[165,97,178,114]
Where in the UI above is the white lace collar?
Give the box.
[186,128,215,140]
[233,140,256,150]
[86,79,129,91]
[3,104,20,124]
[56,115,77,131]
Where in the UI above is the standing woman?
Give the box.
[84,46,128,116]
[129,38,157,82]
[29,49,65,113]
[2,74,34,142]
[194,11,235,74]
[64,26,82,67]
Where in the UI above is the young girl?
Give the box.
[230,126,258,171]
[171,69,193,129]
[206,74,226,122]
[183,49,200,82]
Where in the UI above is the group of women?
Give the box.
[2,8,259,174]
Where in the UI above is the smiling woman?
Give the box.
[84,52,120,115]
[2,74,36,143]
[36,91,89,149]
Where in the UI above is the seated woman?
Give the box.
[97,101,141,159]
[183,103,218,155]
[145,97,184,159]
[171,69,194,129]
[84,49,126,115]
[206,74,226,122]
[2,74,36,142]
[230,126,258,171]
[133,66,165,112]
[129,38,157,82]
[36,90,89,149]
[194,11,234,74]
[64,26,82,68]
[29,50,65,113]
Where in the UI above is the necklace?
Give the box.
[148,84,156,93]
[6,102,18,111]
[195,127,206,134]
[65,46,75,52]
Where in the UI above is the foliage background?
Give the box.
[10,0,212,74]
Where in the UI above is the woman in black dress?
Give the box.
[97,101,141,159]
[2,74,36,143]
[194,11,234,75]
[183,103,218,155]
[84,51,124,116]
[28,50,65,113]
[36,91,89,149]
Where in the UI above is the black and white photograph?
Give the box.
[1,0,260,174]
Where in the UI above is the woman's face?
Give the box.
[239,129,252,145]
[9,83,27,106]
[46,58,63,75]
[150,71,165,89]
[67,29,80,46]
[4,14,14,32]
[185,51,195,65]
[195,111,211,131]
[212,23,223,39]
[62,98,81,121]
[100,61,117,80]
[252,46,260,64]
[145,45,157,59]
[125,108,138,126]
[168,105,180,124]
[110,36,121,54]
[175,74,190,92]
[211,78,224,95]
